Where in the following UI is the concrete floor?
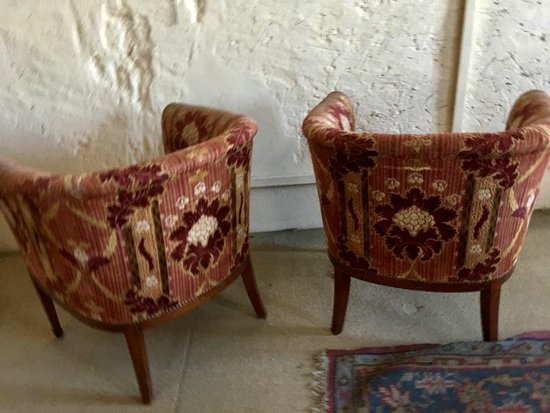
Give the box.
[0,211,549,412]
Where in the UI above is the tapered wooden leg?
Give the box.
[241,258,267,319]
[32,280,63,338]
[480,283,501,341]
[124,327,152,404]
[331,270,351,335]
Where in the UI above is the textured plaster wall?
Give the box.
[463,0,550,206]
[0,0,547,251]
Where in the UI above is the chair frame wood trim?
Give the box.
[329,253,511,340]
[30,254,266,404]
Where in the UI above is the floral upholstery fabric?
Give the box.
[0,104,257,324]
[303,91,550,284]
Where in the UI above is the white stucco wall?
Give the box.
[463,0,550,207]
[0,0,548,251]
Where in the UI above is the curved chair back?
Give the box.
[303,91,550,285]
[0,105,257,326]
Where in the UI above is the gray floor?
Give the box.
[0,211,549,412]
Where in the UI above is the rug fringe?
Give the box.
[310,351,329,413]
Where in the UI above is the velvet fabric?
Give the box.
[0,104,257,325]
[303,91,550,284]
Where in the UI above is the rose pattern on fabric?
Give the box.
[432,180,447,192]
[470,244,483,255]
[459,131,524,189]
[328,137,378,180]
[194,181,206,196]
[170,198,231,275]
[124,288,178,318]
[211,181,221,193]
[374,188,457,262]
[100,164,169,228]
[73,245,89,265]
[187,215,219,246]
[477,189,492,200]
[457,248,501,282]
[372,190,386,202]
[135,220,151,233]
[164,215,178,228]
[385,178,400,190]
[445,193,461,206]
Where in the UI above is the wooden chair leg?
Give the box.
[124,327,152,404]
[331,270,351,335]
[32,280,63,338]
[480,283,501,341]
[241,258,267,319]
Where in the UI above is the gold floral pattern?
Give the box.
[0,102,258,324]
[404,135,432,152]
[374,188,457,262]
[302,90,550,284]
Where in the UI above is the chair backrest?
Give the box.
[0,104,257,325]
[303,91,550,284]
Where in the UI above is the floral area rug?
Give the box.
[312,332,550,413]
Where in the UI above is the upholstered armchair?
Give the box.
[0,103,266,403]
[303,90,550,340]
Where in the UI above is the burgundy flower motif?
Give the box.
[374,188,457,261]
[99,164,168,188]
[457,248,501,281]
[459,131,524,188]
[170,198,231,275]
[100,164,169,228]
[336,235,378,274]
[329,137,378,180]
[124,289,178,317]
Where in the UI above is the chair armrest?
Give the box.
[302,91,355,134]
[162,103,240,153]
[506,90,550,130]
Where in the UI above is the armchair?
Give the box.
[303,90,550,339]
[0,103,266,403]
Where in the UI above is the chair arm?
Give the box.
[506,90,550,130]
[162,103,241,153]
[302,91,355,135]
